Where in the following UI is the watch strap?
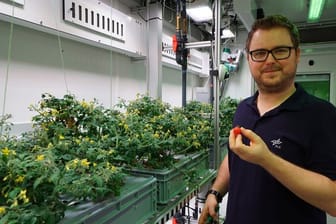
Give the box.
[206,189,223,203]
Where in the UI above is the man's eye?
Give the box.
[254,51,266,57]
[274,48,288,54]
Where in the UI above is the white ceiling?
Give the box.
[121,0,336,44]
[234,0,336,43]
[254,0,336,26]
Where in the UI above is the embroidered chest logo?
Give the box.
[271,138,282,149]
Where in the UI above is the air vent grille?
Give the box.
[63,0,125,42]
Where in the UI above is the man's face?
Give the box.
[247,27,300,93]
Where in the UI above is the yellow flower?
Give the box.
[59,135,65,140]
[0,206,6,215]
[19,189,26,197]
[80,159,90,168]
[11,199,18,207]
[1,147,16,156]
[80,100,89,109]
[1,147,10,156]
[133,109,140,114]
[66,158,79,170]
[18,189,29,204]
[15,175,25,184]
[110,165,118,172]
[192,141,201,148]
[47,142,53,149]
[36,154,45,161]
[3,175,10,181]
[177,132,184,137]
[84,137,90,142]
[51,109,58,116]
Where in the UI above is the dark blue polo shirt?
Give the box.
[226,83,336,224]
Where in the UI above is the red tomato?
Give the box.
[233,126,241,136]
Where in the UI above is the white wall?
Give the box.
[162,66,202,107]
[222,32,336,105]
[222,53,254,101]
[222,30,254,101]
[0,20,140,121]
[0,19,200,131]
[298,44,336,105]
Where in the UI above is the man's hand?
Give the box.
[198,194,219,224]
[228,127,273,166]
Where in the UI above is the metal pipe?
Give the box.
[213,0,221,169]
[163,40,212,51]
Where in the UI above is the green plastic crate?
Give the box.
[129,150,210,204]
[129,155,192,204]
[209,138,229,168]
[60,175,157,224]
[185,150,210,179]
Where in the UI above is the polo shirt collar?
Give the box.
[246,83,307,113]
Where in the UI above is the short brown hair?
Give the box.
[245,15,300,52]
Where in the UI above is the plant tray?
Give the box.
[60,175,157,224]
[186,149,210,178]
[129,150,210,204]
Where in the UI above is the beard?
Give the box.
[254,65,296,93]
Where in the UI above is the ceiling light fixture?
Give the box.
[186,6,213,22]
[307,0,326,22]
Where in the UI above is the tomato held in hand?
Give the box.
[233,126,241,136]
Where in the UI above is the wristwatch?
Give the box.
[206,189,223,203]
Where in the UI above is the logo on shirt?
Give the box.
[271,138,282,149]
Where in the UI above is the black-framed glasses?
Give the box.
[248,46,295,62]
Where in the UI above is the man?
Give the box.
[199,15,336,224]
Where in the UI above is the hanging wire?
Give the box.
[1,1,15,135]
[50,0,69,93]
[109,0,114,108]
[56,36,69,93]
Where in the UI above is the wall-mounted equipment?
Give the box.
[162,33,210,77]
[220,47,242,80]
[221,29,235,39]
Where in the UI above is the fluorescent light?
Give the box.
[186,6,212,22]
[221,29,235,38]
[308,0,326,22]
